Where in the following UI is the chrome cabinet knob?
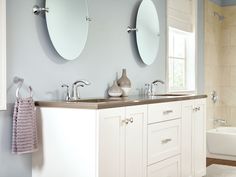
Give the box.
[122,118,134,125]
[193,107,201,112]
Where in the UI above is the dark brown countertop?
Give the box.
[35,94,207,109]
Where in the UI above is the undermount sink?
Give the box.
[155,93,190,97]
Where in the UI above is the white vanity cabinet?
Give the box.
[32,98,206,177]
[33,105,147,177]
[182,99,206,177]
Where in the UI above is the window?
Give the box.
[168,27,195,92]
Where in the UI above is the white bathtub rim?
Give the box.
[207,127,236,135]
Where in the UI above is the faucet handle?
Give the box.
[61,84,70,101]
[144,83,152,96]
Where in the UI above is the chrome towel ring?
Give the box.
[14,77,33,98]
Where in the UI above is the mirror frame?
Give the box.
[0,0,6,110]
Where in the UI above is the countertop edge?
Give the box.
[35,95,207,109]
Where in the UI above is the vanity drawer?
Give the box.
[148,102,181,124]
[148,119,181,165]
[148,155,180,177]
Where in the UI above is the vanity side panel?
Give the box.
[32,107,98,177]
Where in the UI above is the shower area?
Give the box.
[205,0,236,163]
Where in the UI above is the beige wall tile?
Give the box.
[230,66,236,86]
[230,26,236,46]
[220,66,231,86]
[221,86,236,107]
[221,46,236,66]
[221,27,231,46]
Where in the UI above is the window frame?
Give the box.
[166,0,197,94]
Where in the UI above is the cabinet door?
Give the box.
[181,100,194,177]
[125,105,147,177]
[193,99,206,177]
[99,107,126,177]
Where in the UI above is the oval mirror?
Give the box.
[136,0,160,65]
[46,0,89,60]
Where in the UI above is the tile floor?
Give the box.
[206,164,236,177]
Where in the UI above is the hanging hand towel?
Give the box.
[12,97,38,154]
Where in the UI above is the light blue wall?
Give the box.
[210,0,236,6]
[0,0,205,177]
[221,0,236,6]
[0,0,167,177]
[210,0,222,6]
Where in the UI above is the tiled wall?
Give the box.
[205,0,223,129]
[205,0,236,128]
[220,5,236,126]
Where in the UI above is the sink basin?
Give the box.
[155,93,190,97]
[69,98,123,103]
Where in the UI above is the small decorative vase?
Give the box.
[117,69,131,97]
[108,81,123,97]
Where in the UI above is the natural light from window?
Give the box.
[168,27,195,92]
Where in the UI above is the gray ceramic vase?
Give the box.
[117,69,131,97]
[108,81,123,97]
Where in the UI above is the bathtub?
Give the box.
[207,127,236,158]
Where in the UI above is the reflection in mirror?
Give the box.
[46,0,89,60]
[136,0,160,65]
[0,0,6,110]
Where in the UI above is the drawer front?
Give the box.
[148,119,181,165]
[148,102,181,124]
[148,156,180,177]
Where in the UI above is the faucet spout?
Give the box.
[152,79,165,85]
[71,80,91,100]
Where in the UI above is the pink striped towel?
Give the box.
[12,97,38,154]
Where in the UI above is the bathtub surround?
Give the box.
[205,0,223,129]
[205,0,236,128]
[0,1,205,177]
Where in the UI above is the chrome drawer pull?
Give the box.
[161,138,172,144]
[163,110,173,115]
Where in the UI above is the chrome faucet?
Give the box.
[214,119,228,127]
[152,80,165,85]
[145,79,165,96]
[71,80,91,100]
[61,80,91,101]
[61,84,70,101]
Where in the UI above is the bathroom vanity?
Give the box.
[32,95,206,177]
